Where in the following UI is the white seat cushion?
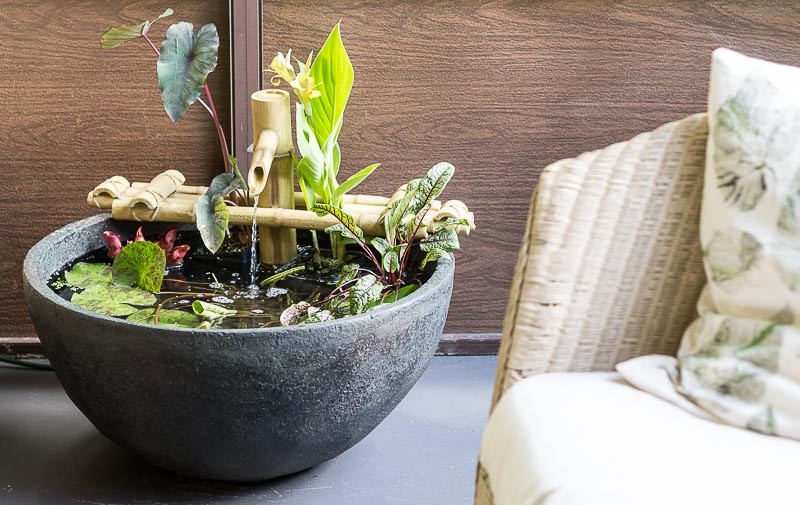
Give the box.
[480,372,800,505]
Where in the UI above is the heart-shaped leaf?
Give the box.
[157,22,219,122]
[207,171,246,198]
[100,9,173,49]
[112,241,166,293]
[71,284,157,317]
[65,262,112,288]
[195,193,228,254]
[127,308,201,328]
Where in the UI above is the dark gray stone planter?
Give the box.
[23,215,454,481]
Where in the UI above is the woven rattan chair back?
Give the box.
[490,114,709,408]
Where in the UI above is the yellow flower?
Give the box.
[268,49,295,86]
[290,52,321,106]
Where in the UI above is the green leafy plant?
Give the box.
[280,163,474,326]
[101,9,246,253]
[269,24,380,259]
[195,168,248,253]
[101,9,230,172]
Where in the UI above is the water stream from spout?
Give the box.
[249,193,260,288]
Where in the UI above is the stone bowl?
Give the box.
[23,214,453,481]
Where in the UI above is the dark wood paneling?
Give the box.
[264,0,800,333]
[0,1,230,338]
[4,1,800,342]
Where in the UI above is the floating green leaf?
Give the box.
[308,23,354,147]
[348,274,383,315]
[157,22,219,122]
[99,9,173,49]
[195,193,228,254]
[192,300,236,320]
[112,241,166,293]
[64,262,112,288]
[127,308,201,328]
[72,285,156,317]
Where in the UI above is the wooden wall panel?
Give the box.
[0,1,230,338]
[3,1,800,341]
[264,0,800,333]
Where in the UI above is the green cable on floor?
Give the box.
[0,355,53,370]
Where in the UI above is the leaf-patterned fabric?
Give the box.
[619,48,800,440]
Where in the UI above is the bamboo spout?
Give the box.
[250,89,295,264]
[248,129,278,197]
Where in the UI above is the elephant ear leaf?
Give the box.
[100,8,173,49]
[207,171,246,198]
[157,22,219,122]
[195,193,228,254]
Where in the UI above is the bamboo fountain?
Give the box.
[87,88,473,262]
[29,85,474,482]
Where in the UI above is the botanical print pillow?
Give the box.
[619,48,800,440]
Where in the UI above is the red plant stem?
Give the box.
[203,83,232,174]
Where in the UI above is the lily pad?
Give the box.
[112,241,166,293]
[64,262,112,288]
[127,308,201,328]
[71,284,157,317]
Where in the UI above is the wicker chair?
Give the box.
[475,114,709,505]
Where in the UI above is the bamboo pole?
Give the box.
[108,195,433,239]
[88,190,383,216]
[92,176,130,199]
[250,89,295,264]
[130,182,394,206]
[129,170,185,210]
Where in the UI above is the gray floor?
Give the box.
[0,355,496,505]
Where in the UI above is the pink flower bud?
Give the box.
[103,231,123,259]
[166,245,191,265]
